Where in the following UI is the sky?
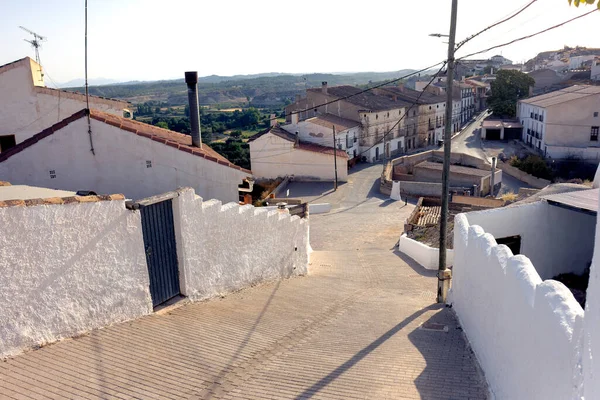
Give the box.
[1,0,599,85]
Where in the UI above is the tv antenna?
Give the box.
[19,26,46,65]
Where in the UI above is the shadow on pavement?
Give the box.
[394,250,438,278]
[294,304,442,400]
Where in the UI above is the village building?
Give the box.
[285,83,419,161]
[0,57,129,151]
[281,114,360,160]
[517,85,600,160]
[0,109,251,203]
[249,125,348,181]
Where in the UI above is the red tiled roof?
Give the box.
[0,109,252,174]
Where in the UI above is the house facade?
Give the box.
[0,110,251,203]
[249,125,348,181]
[592,58,600,81]
[282,114,360,159]
[285,83,417,162]
[517,85,600,159]
[0,57,129,151]
[464,79,490,112]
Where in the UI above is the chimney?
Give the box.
[295,131,299,147]
[270,114,277,128]
[295,94,301,102]
[185,71,202,148]
[321,81,328,94]
[490,157,497,197]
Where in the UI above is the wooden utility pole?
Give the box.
[333,125,338,191]
[438,0,458,304]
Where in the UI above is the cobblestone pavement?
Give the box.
[0,165,488,399]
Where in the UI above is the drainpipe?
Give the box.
[185,71,202,148]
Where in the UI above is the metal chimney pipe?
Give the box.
[185,71,202,148]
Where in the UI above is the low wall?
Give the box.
[399,234,453,270]
[546,145,600,161]
[308,203,331,214]
[0,195,151,359]
[450,213,584,399]
[499,161,551,189]
[452,195,504,208]
[173,188,310,301]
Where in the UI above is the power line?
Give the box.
[457,8,598,60]
[455,0,538,50]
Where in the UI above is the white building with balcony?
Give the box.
[517,85,600,160]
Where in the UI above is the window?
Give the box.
[376,114,379,120]
[595,112,599,118]
[534,114,538,121]
[539,114,544,122]
[387,112,389,118]
[592,126,599,141]
[530,112,534,118]
[0,135,16,152]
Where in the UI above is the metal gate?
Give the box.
[128,193,180,307]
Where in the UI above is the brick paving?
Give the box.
[0,164,488,399]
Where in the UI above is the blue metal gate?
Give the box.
[129,193,180,307]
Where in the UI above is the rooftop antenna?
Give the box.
[19,26,46,65]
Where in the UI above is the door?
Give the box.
[140,199,180,307]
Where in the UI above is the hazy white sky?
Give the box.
[1,0,598,84]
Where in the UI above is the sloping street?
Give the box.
[0,164,488,400]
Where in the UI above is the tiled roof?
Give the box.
[307,85,413,111]
[379,87,446,105]
[520,85,600,107]
[482,119,523,129]
[249,126,348,158]
[304,114,359,131]
[35,86,129,107]
[0,109,251,174]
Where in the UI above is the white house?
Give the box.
[0,57,129,151]
[592,57,600,81]
[517,85,600,160]
[0,109,251,203]
[249,125,348,181]
[449,182,600,399]
[282,114,360,159]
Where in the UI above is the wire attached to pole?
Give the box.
[85,0,95,155]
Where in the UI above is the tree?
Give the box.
[156,121,169,129]
[487,70,535,117]
[568,0,600,8]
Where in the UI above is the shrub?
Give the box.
[501,192,518,203]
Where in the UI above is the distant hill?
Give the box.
[57,77,121,88]
[64,69,418,108]
[525,46,600,71]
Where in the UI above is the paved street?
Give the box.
[448,112,531,194]
[0,165,488,400]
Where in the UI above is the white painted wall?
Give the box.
[0,58,127,145]
[250,132,348,181]
[450,213,584,400]
[399,234,453,270]
[0,198,151,359]
[0,118,248,203]
[464,201,595,279]
[282,121,361,159]
[592,60,600,81]
[173,188,309,301]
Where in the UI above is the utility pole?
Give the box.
[333,125,338,191]
[438,0,458,304]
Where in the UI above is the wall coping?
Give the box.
[0,194,125,208]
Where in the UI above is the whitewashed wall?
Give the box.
[0,58,126,145]
[0,197,151,359]
[250,133,348,181]
[450,213,584,400]
[281,121,360,158]
[173,188,309,301]
[465,201,595,279]
[0,118,248,203]
[399,234,453,270]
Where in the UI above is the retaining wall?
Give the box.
[0,195,151,359]
[499,161,551,189]
[450,213,584,399]
[399,234,453,270]
[173,188,310,301]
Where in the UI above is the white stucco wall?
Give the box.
[464,201,596,279]
[0,58,127,145]
[281,121,360,159]
[173,188,309,301]
[0,118,247,203]
[399,234,453,270]
[0,198,151,359]
[449,213,584,400]
[250,133,348,181]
